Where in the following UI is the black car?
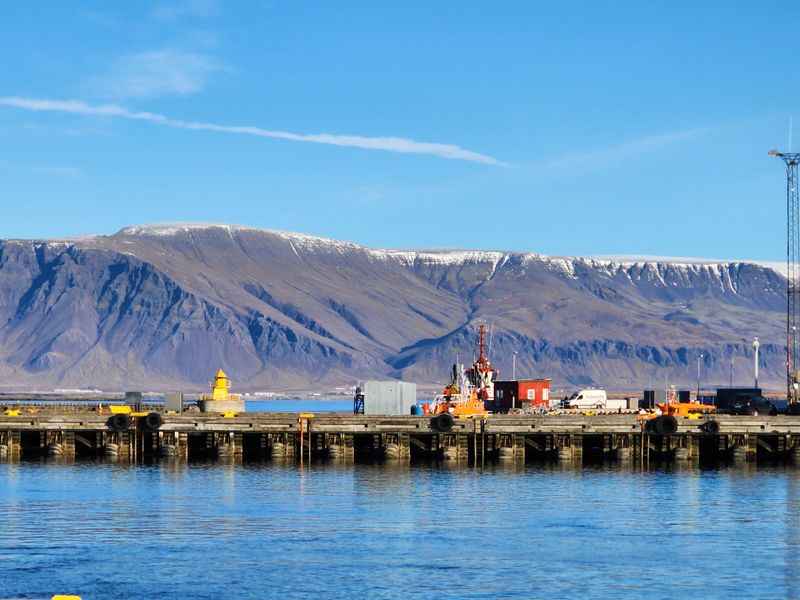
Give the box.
[728,396,778,416]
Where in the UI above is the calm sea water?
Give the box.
[1,460,799,600]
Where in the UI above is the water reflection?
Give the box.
[1,460,800,599]
[785,473,800,599]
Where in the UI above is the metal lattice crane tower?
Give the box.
[769,149,800,403]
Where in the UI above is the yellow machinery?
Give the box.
[658,401,715,419]
[654,397,715,419]
[103,401,162,433]
[107,404,152,418]
[638,392,717,434]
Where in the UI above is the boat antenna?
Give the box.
[477,323,486,363]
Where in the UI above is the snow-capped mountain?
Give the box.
[0,223,786,391]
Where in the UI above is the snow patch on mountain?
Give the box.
[113,223,787,279]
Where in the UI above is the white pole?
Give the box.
[512,352,517,380]
[753,337,760,389]
[697,353,703,400]
[729,355,734,387]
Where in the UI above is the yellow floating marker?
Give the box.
[52,595,82,600]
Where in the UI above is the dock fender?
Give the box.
[142,412,163,432]
[431,413,454,432]
[646,415,678,435]
[659,415,678,435]
[700,420,719,434]
[107,414,131,432]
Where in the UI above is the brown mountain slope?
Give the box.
[0,223,785,391]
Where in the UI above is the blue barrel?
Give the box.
[410,404,422,416]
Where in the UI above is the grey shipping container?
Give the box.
[362,381,417,415]
[165,392,184,413]
[125,391,143,410]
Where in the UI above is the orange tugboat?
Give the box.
[425,324,495,430]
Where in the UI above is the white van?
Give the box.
[564,389,607,409]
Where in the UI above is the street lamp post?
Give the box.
[729,355,734,387]
[696,353,704,401]
[511,352,518,411]
[752,337,760,389]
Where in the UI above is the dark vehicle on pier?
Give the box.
[727,396,777,417]
[714,387,774,415]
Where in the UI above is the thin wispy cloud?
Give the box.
[0,97,506,166]
[88,49,222,100]
[540,129,707,171]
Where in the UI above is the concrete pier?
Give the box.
[1,412,800,467]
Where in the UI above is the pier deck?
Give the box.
[2,412,800,464]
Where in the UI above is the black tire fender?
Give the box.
[142,412,162,432]
[431,413,454,432]
[646,415,678,435]
[657,415,678,435]
[107,413,131,432]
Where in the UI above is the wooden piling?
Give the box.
[307,420,312,463]
[62,431,75,460]
[473,419,478,466]
[384,433,410,461]
[481,419,486,467]
[177,432,188,460]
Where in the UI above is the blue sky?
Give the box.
[0,1,796,259]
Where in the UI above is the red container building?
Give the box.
[492,379,551,412]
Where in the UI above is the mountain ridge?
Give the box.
[24,222,780,275]
[0,223,787,392]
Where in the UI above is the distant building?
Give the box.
[492,379,551,412]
